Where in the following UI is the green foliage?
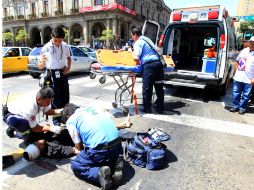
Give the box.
[3,32,14,42]
[240,21,254,35]
[63,28,70,42]
[15,28,29,43]
[100,30,114,41]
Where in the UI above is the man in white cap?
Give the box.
[230,36,254,114]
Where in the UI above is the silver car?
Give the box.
[28,45,97,78]
[78,46,97,58]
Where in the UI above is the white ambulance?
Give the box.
[142,5,237,93]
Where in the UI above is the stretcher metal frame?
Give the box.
[90,67,140,115]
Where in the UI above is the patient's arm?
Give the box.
[116,114,131,129]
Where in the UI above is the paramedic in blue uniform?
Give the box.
[38,27,71,109]
[61,103,123,190]
[131,26,164,113]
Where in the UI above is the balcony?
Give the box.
[55,9,64,16]
[41,12,49,17]
[28,13,37,19]
[17,15,25,20]
[70,8,79,14]
[3,16,14,21]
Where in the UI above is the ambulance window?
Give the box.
[204,35,216,47]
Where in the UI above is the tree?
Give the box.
[15,28,29,45]
[239,21,254,36]
[100,30,116,48]
[3,32,14,43]
[63,28,70,43]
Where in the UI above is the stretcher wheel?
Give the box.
[99,76,106,84]
[122,107,129,116]
[90,73,96,79]
[112,102,118,108]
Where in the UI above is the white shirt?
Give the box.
[41,40,70,70]
[234,47,254,84]
[17,98,51,128]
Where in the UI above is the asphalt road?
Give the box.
[2,72,254,190]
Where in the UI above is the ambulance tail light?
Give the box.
[220,34,225,49]
[158,34,165,47]
[173,13,182,21]
[208,11,219,19]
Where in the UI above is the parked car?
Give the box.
[77,46,97,58]
[2,47,32,73]
[28,45,97,78]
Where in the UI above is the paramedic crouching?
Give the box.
[230,36,254,114]
[38,27,71,109]
[61,103,123,190]
[131,26,164,114]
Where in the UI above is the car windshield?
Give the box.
[79,47,93,52]
[29,47,42,56]
[2,47,8,54]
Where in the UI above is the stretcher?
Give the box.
[90,50,175,115]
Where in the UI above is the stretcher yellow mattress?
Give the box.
[96,49,175,67]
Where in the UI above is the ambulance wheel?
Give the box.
[90,73,96,79]
[99,76,106,84]
[112,102,118,108]
[122,107,129,115]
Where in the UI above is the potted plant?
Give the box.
[71,8,79,14]
[41,12,48,17]
[29,13,37,19]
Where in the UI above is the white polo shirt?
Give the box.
[41,40,70,70]
[18,98,51,128]
[234,47,254,84]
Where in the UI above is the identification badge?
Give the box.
[55,71,61,78]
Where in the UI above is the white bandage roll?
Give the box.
[24,144,40,161]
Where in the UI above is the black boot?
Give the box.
[98,166,113,190]
[112,156,123,187]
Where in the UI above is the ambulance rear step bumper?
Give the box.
[164,79,206,89]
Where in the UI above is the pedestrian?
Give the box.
[3,87,63,145]
[38,27,71,110]
[61,103,124,190]
[230,36,254,114]
[131,26,164,113]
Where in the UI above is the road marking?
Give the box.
[17,75,31,79]
[69,76,92,85]
[143,113,254,138]
[130,180,142,190]
[82,77,115,87]
[2,159,32,180]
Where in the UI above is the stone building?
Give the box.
[2,0,171,47]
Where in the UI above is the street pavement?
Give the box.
[2,72,254,190]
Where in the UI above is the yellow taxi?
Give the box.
[2,47,32,73]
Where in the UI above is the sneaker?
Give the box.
[238,109,246,115]
[98,166,113,190]
[112,156,123,186]
[229,107,239,112]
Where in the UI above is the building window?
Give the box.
[57,0,63,11]
[94,0,103,6]
[122,0,126,6]
[132,0,135,10]
[43,1,48,13]
[4,8,7,17]
[31,3,36,14]
[73,0,79,8]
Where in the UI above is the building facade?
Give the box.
[237,0,254,16]
[2,0,171,47]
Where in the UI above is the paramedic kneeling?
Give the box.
[131,26,164,113]
[61,103,123,190]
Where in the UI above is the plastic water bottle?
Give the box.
[43,52,51,68]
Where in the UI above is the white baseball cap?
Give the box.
[249,36,254,42]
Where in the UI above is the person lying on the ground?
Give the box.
[61,103,125,190]
[3,87,63,145]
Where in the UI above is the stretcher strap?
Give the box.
[130,72,139,115]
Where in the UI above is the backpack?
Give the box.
[125,128,170,170]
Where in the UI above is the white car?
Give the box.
[78,46,97,58]
[28,45,97,78]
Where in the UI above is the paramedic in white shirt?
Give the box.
[230,36,254,114]
[38,27,71,110]
[3,87,63,145]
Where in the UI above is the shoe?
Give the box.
[6,127,15,138]
[229,107,239,112]
[112,156,123,186]
[2,155,15,169]
[98,166,113,190]
[238,109,246,115]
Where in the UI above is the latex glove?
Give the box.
[50,125,62,134]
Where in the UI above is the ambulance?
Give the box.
[142,5,237,92]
